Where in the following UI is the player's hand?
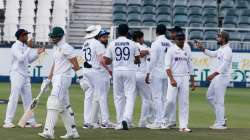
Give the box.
[191,82,196,91]
[207,73,218,81]
[27,38,33,48]
[37,47,45,54]
[108,70,112,76]
[79,79,89,92]
[170,79,177,87]
[194,40,205,51]
[145,73,150,84]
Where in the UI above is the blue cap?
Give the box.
[176,31,185,39]
[15,29,30,39]
[98,29,110,37]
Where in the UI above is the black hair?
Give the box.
[117,24,129,36]
[132,31,144,42]
[156,24,166,35]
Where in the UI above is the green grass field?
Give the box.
[0,82,250,140]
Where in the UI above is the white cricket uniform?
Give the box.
[146,35,172,124]
[105,36,140,124]
[5,40,39,125]
[162,42,193,124]
[204,43,232,126]
[82,38,110,124]
[135,43,154,126]
[164,44,194,129]
[42,39,78,136]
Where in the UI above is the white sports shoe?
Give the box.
[82,123,93,129]
[209,124,227,130]
[146,123,161,130]
[161,123,176,129]
[24,123,42,128]
[38,132,55,139]
[92,123,100,129]
[3,123,16,128]
[101,122,116,129]
[160,123,170,129]
[115,121,128,130]
[115,123,123,130]
[138,120,150,128]
[60,133,80,139]
[179,128,192,132]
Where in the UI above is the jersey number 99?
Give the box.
[115,47,130,61]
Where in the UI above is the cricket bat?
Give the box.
[18,89,44,128]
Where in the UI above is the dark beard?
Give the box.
[101,42,108,47]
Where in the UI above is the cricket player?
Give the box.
[38,27,83,139]
[3,29,45,128]
[82,26,114,129]
[162,26,194,128]
[103,24,140,130]
[132,31,154,127]
[195,31,232,130]
[81,25,101,128]
[145,24,172,129]
[164,31,195,132]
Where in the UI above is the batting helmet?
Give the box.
[48,27,64,38]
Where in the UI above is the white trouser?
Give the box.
[136,73,153,124]
[150,76,168,124]
[43,74,77,136]
[91,69,110,124]
[113,70,136,124]
[82,69,94,124]
[207,75,229,125]
[5,71,36,124]
[165,76,190,129]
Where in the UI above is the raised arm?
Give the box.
[195,40,217,57]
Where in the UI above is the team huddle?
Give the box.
[2,23,233,139]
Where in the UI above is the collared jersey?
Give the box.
[52,39,76,76]
[135,43,150,74]
[10,40,38,76]
[165,44,193,76]
[147,35,172,78]
[204,43,232,76]
[105,36,140,71]
[82,38,106,70]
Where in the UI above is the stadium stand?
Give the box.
[68,0,112,47]
[110,0,250,51]
[0,0,250,50]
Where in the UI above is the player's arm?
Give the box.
[98,54,112,76]
[69,57,81,71]
[145,44,157,84]
[27,39,45,63]
[48,62,55,80]
[12,39,45,62]
[139,49,149,58]
[103,45,113,65]
[166,69,177,87]
[103,56,112,65]
[195,40,217,57]
[207,51,232,81]
[186,47,196,91]
[165,49,177,87]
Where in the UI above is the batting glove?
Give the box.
[76,69,89,92]
[40,78,51,93]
